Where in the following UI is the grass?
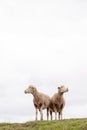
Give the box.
[0,118,87,130]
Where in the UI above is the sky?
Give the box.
[0,0,87,122]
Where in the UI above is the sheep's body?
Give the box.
[24,85,50,120]
[49,86,68,120]
[33,92,50,110]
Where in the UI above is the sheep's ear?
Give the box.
[58,87,60,89]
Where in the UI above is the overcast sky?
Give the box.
[0,0,87,122]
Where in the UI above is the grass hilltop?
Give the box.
[0,118,87,130]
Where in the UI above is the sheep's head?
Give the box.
[24,85,37,95]
[58,85,68,94]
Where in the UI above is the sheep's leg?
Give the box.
[58,112,60,120]
[59,111,62,120]
[35,108,38,120]
[55,110,57,120]
[50,110,52,120]
[40,109,43,120]
[47,108,49,120]
[60,112,62,120]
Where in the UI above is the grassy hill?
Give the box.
[0,118,87,130]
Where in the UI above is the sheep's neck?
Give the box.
[57,92,64,102]
[33,91,39,100]
[58,92,63,97]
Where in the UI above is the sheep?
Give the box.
[24,85,50,121]
[49,85,68,120]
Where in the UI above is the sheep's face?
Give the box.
[24,85,37,94]
[58,86,68,94]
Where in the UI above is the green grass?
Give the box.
[0,118,87,130]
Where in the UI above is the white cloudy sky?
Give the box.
[0,0,87,122]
